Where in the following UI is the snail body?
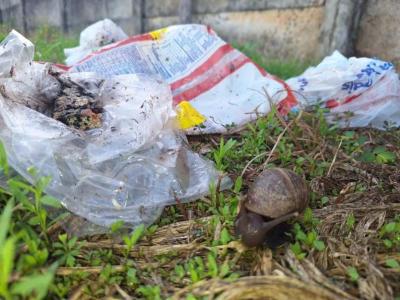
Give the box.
[235,168,309,247]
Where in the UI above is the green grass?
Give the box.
[234,42,312,79]
[0,27,399,299]
[31,27,77,63]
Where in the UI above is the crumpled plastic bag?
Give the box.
[64,19,128,66]
[0,30,225,231]
[66,20,400,134]
[66,22,295,134]
[286,51,400,129]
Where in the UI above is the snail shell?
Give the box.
[245,168,309,218]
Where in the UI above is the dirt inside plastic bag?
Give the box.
[0,65,104,131]
[49,68,103,130]
[0,30,228,234]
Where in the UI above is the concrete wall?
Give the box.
[0,0,399,66]
[356,0,400,69]
[144,6,325,60]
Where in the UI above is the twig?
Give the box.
[114,284,132,300]
[68,285,85,300]
[327,139,343,177]
[82,241,201,258]
[262,119,295,170]
[57,266,125,276]
[240,151,268,177]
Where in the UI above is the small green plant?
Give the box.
[360,146,396,164]
[8,268,55,300]
[122,224,145,257]
[53,234,82,267]
[213,138,237,171]
[110,220,125,233]
[0,200,15,300]
[345,213,356,231]
[99,264,123,285]
[137,285,162,300]
[7,167,62,246]
[0,199,56,300]
[219,227,232,245]
[290,242,306,260]
[385,258,400,269]
[340,131,367,155]
[379,218,400,249]
[293,224,325,250]
[180,252,237,284]
[291,210,325,259]
[320,196,329,206]
[126,267,139,287]
[0,142,59,300]
[19,233,49,271]
[347,266,360,282]
[302,207,320,228]
[207,181,238,226]
[173,264,186,282]
[314,105,333,137]
[233,176,243,194]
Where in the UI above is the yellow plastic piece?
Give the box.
[149,28,168,40]
[176,101,206,129]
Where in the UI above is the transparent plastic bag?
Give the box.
[64,19,128,66]
[0,31,226,231]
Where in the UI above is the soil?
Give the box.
[49,68,103,130]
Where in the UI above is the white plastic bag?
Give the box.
[67,23,296,134]
[64,19,128,66]
[0,31,225,230]
[286,51,400,129]
[0,30,34,77]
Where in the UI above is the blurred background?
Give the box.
[0,0,398,68]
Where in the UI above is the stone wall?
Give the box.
[0,0,399,66]
[355,0,400,69]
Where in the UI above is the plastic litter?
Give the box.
[64,19,128,66]
[286,51,400,129]
[0,30,226,231]
[66,23,296,134]
[67,21,400,132]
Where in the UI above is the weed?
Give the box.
[0,198,56,300]
[379,217,400,249]
[213,138,237,171]
[53,234,82,267]
[385,259,400,269]
[360,146,396,164]
[290,209,325,259]
[347,267,360,282]
[122,224,145,258]
[345,213,356,231]
[137,285,162,300]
